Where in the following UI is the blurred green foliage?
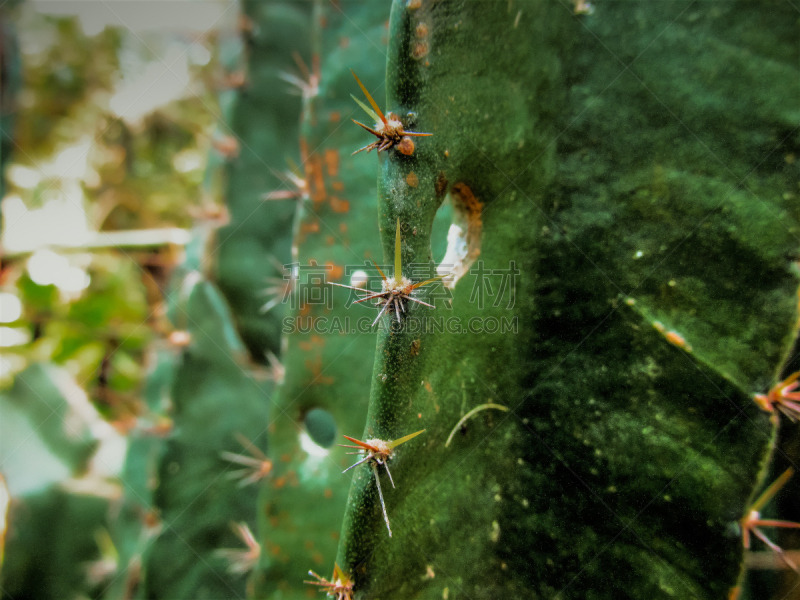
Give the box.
[1,3,247,599]
[1,5,223,419]
[1,2,798,600]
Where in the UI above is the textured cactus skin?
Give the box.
[215,0,312,358]
[335,1,799,599]
[251,2,390,596]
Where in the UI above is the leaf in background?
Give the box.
[0,363,98,495]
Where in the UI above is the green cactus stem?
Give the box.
[251,2,394,597]
[335,1,799,599]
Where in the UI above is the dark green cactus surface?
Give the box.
[334,1,800,599]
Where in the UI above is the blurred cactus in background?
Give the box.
[0,1,798,600]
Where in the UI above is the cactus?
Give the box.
[251,2,389,596]
[1,488,110,599]
[102,345,175,600]
[331,1,800,599]
[137,2,313,595]
[215,0,313,358]
[1,1,797,599]
[142,279,270,599]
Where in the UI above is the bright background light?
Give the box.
[0,294,23,323]
[299,431,330,458]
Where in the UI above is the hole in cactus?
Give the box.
[431,196,454,264]
[300,431,330,458]
[434,183,482,288]
[303,408,337,451]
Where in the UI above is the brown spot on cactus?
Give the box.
[406,171,419,187]
[451,182,482,218]
[287,470,300,487]
[327,262,344,281]
[237,14,253,32]
[224,71,247,88]
[397,136,415,155]
[305,155,326,202]
[304,356,334,385]
[330,196,350,213]
[299,335,325,351]
[299,221,320,243]
[324,148,340,176]
[213,135,240,158]
[411,41,429,59]
[665,330,692,352]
